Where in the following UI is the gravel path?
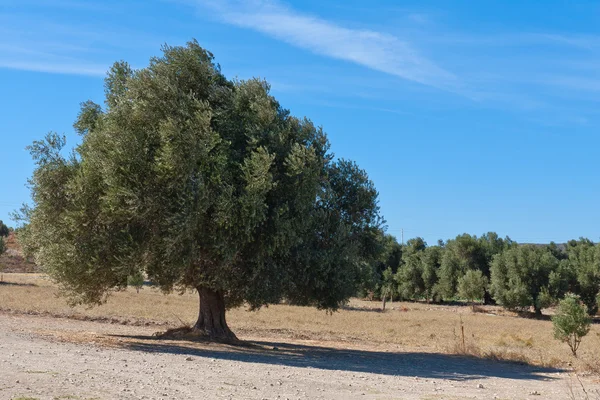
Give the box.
[0,312,596,400]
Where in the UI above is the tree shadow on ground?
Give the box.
[112,334,562,382]
[0,281,36,287]
[339,305,385,313]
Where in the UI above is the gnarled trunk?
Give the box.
[193,287,237,341]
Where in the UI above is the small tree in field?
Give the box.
[552,294,591,357]
[127,271,145,294]
[380,267,396,311]
[458,269,488,310]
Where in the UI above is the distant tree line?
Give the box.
[358,232,600,316]
[0,220,10,256]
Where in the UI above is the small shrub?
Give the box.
[552,293,591,357]
[127,271,145,293]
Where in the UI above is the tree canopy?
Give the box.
[19,41,383,340]
[552,294,591,357]
[437,234,488,300]
[490,245,559,316]
[565,240,600,314]
[457,269,488,309]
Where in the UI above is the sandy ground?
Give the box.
[0,312,598,400]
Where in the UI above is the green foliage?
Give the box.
[547,241,568,261]
[357,232,401,300]
[404,237,426,255]
[552,294,591,357]
[436,234,488,300]
[0,220,9,237]
[396,251,424,300]
[457,269,488,307]
[566,239,600,315]
[380,267,397,303]
[547,259,576,301]
[390,237,444,303]
[479,232,515,265]
[395,237,435,301]
[20,41,382,316]
[127,271,145,293]
[0,237,5,281]
[421,246,442,302]
[490,245,559,315]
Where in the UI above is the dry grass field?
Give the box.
[2,273,600,376]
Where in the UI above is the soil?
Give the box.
[1,312,598,400]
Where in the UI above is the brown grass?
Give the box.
[2,273,600,373]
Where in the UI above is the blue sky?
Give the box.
[1,0,600,244]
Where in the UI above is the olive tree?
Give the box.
[566,239,600,315]
[396,237,427,300]
[421,245,442,303]
[127,271,145,294]
[356,232,401,301]
[396,251,424,300]
[19,41,383,341]
[380,267,397,310]
[457,269,488,310]
[436,234,487,300]
[490,245,559,316]
[552,294,591,357]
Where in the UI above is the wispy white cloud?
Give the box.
[0,39,108,77]
[0,6,160,77]
[190,0,459,91]
[539,76,600,93]
[421,32,600,50]
[0,60,107,76]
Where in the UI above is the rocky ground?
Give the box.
[1,312,597,400]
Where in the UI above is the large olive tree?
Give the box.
[19,41,383,341]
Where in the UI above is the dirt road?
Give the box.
[0,312,596,400]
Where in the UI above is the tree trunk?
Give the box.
[483,290,495,305]
[193,287,238,342]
